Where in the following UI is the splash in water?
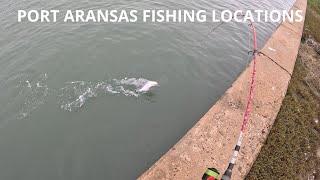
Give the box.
[59,77,159,112]
[6,75,159,121]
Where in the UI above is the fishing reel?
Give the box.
[202,168,232,180]
[202,168,220,180]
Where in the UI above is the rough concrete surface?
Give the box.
[139,0,307,179]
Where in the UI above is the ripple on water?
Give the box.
[17,73,49,119]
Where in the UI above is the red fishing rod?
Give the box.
[202,20,258,180]
[221,20,257,180]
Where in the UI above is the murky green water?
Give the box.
[0,0,294,179]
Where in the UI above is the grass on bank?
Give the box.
[308,0,320,13]
[246,55,320,179]
[305,0,320,42]
[246,1,320,179]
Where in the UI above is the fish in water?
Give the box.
[137,80,159,92]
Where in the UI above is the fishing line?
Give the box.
[258,51,292,76]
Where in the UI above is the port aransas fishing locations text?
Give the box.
[17,9,304,23]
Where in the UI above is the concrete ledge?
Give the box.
[139,0,307,179]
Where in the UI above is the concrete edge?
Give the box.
[139,0,307,179]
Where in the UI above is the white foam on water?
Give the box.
[26,80,32,88]
[17,73,49,119]
[60,85,97,112]
[59,81,96,112]
[3,75,159,121]
[104,84,120,94]
[59,77,159,112]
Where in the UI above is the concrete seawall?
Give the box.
[139,0,307,179]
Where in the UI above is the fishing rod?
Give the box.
[202,19,258,180]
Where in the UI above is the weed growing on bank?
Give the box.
[305,0,320,42]
[247,1,320,178]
